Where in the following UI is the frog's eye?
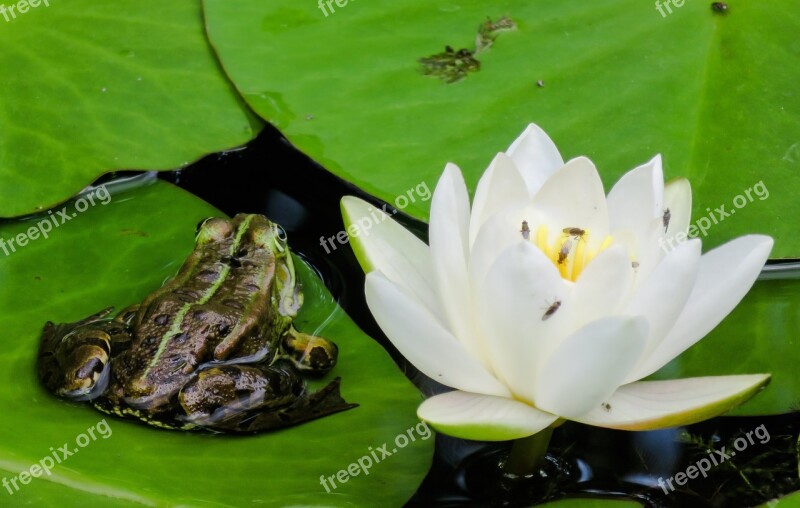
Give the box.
[274,224,288,242]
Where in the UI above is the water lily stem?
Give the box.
[504,427,554,477]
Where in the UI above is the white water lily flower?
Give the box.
[342,124,772,441]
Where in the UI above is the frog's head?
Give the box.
[195,215,301,317]
[194,215,289,257]
[37,309,113,402]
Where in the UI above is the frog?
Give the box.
[37,213,356,433]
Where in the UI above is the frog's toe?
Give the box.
[113,304,140,326]
[281,328,338,376]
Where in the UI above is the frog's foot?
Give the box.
[114,304,140,326]
[227,377,358,433]
[178,362,356,433]
[37,308,125,401]
[280,327,338,376]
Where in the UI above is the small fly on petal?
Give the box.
[663,208,671,233]
[541,299,561,321]
[563,227,587,242]
[520,220,530,240]
[557,240,572,265]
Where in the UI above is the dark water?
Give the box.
[159,125,800,507]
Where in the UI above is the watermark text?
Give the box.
[320,421,432,492]
[3,419,112,496]
[658,423,770,494]
[0,184,111,257]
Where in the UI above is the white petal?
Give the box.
[623,239,701,383]
[418,391,558,441]
[429,164,482,357]
[476,242,571,403]
[633,235,773,379]
[341,196,440,313]
[663,177,692,241]
[468,211,541,292]
[365,272,510,397]
[632,219,671,287]
[573,375,770,430]
[573,245,633,328]
[534,316,648,418]
[468,153,530,247]
[607,155,665,239]
[505,123,564,197]
[530,157,610,246]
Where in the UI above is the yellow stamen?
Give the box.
[533,225,614,282]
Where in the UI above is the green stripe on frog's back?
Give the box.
[143,215,254,373]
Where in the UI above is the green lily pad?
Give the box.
[759,490,800,507]
[0,180,432,505]
[0,0,261,218]
[204,0,800,258]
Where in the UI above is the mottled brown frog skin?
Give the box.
[37,214,356,432]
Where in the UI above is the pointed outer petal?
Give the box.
[534,316,648,419]
[468,210,544,292]
[505,123,565,197]
[573,245,633,328]
[468,153,531,247]
[365,272,511,397]
[429,163,483,357]
[476,242,572,403]
[663,177,692,242]
[632,235,774,379]
[622,240,701,383]
[417,391,559,441]
[636,179,691,284]
[341,196,440,314]
[607,155,664,238]
[573,375,771,430]
[530,157,610,248]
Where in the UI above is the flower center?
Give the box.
[528,224,613,282]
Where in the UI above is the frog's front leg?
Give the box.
[37,307,132,401]
[178,362,356,432]
[280,327,339,376]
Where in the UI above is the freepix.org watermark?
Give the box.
[317,0,355,17]
[320,421,432,492]
[3,419,112,496]
[658,423,770,495]
[0,184,111,257]
[0,0,49,23]
[660,180,769,253]
[320,181,431,254]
